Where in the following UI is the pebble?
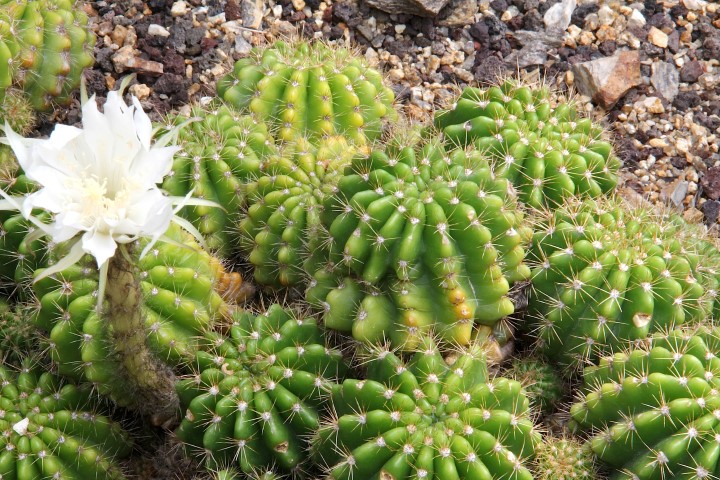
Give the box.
[648,27,669,48]
[627,9,646,29]
[650,61,679,102]
[129,83,151,100]
[148,24,171,37]
[171,1,188,17]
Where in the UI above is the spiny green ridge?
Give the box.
[175,305,347,477]
[305,139,531,349]
[532,436,597,480]
[213,468,281,480]
[0,299,40,365]
[527,195,714,370]
[312,338,541,479]
[434,79,619,208]
[237,135,359,288]
[161,103,277,256]
[0,88,36,134]
[0,360,132,479]
[0,0,95,111]
[30,223,226,415]
[216,39,397,145]
[570,325,720,480]
[505,357,564,416]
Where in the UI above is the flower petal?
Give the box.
[81,230,118,268]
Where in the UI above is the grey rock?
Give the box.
[437,0,479,26]
[505,30,564,67]
[650,61,679,102]
[680,60,704,83]
[363,0,449,16]
[572,50,642,109]
[240,0,263,29]
[234,34,252,55]
[543,0,576,34]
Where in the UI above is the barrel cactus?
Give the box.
[533,436,597,480]
[0,299,40,364]
[237,135,359,288]
[527,195,713,370]
[305,139,531,349]
[570,325,720,479]
[434,80,619,208]
[505,357,564,416]
[161,103,276,255]
[31,223,226,417]
[0,0,95,111]
[0,360,133,479]
[313,338,541,479]
[175,305,347,477]
[216,39,397,144]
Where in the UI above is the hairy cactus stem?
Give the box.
[104,244,179,424]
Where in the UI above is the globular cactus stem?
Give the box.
[533,436,597,480]
[104,245,179,422]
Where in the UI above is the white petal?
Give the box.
[12,418,30,435]
[4,123,31,170]
[129,146,179,184]
[82,230,118,268]
[132,96,153,150]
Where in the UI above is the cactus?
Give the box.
[30,223,226,418]
[312,338,541,479]
[175,305,347,477]
[434,79,619,208]
[0,0,95,111]
[0,359,132,479]
[505,357,564,416]
[304,139,531,349]
[161,103,277,256]
[569,325,720,479]
[216,39,397,145]
[0,299,40,364]
[0,88,36,134]
[527,195,714,370]
[533,436,597,480]
[213,468,281,480]
[237,135,359,288]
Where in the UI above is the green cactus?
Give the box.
[533,436,597,480]
[237,135,360,288]
[527,195,714,370]
[312,338,541,479]
[30,223,226,418]
[304,139,531,349]
[0,0,95,111]
[570,325,720,479]
[0,88,36,134]
[213,468,282,480]
[216,39,398,145]
[0,299,41,364]
[175,305,347,477]
[161,103,277,256]
[505,357,564,416]
[0,359,133,479]
[434,79,619,208]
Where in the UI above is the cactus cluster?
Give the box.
[238,135,358,288]
[533,436,597,480]
[0,0,95,111]
[0,299,39,364]
[505,357,564,416]
[217,40,397,144]
[0,360,132,479]
[175,305,347,477]
[527,195,714,369]
[570,325,720,479]
[434,80,619,208]
[313,339,541,479]
[31,224,226,416]
[304,139,531,349]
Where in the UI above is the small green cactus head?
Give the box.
[527,195,718,370]
[0,300,41,365]
[313,337,541,480]
[434,78,619,208]
[570,325,720,479]
[175,305,347,477]
[533,436,597,480]
[505,356,564,416]
[216,38,398,145]
[0,88,36,135]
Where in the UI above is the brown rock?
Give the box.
[571,50,642,109]
[225,0,241,21]
[112,46,164,75]
[702,167,720,201]
[364,0,449,16]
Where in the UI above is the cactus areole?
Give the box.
[0,87,218,420]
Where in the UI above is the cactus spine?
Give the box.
[505,357,564,416]
[217,40,398,144]
[533,436,597,480]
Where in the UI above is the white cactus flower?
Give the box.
[0,84,215,305]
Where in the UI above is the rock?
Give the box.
[234,33,252,55]
[682,0,707,10]
[571,50,641,109]
[112,46,164,75]
[363,0,450,16]
[129,83,152,100]
[224,0,241,20]
[661,179,688,207]
[703,199,720,224]
[647,26,668,48]
[543,0,576,33]
[170,0,188,16]
[505,29,564,67]
[148,24,171,37]
[702,167,720,201]
[643,96,665,114]
[627,9,645,28]
[650,61,679,102]
[240,0,263,29]
[680,60,705,83]
[597,4,614,26]
[437,0,479,26]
